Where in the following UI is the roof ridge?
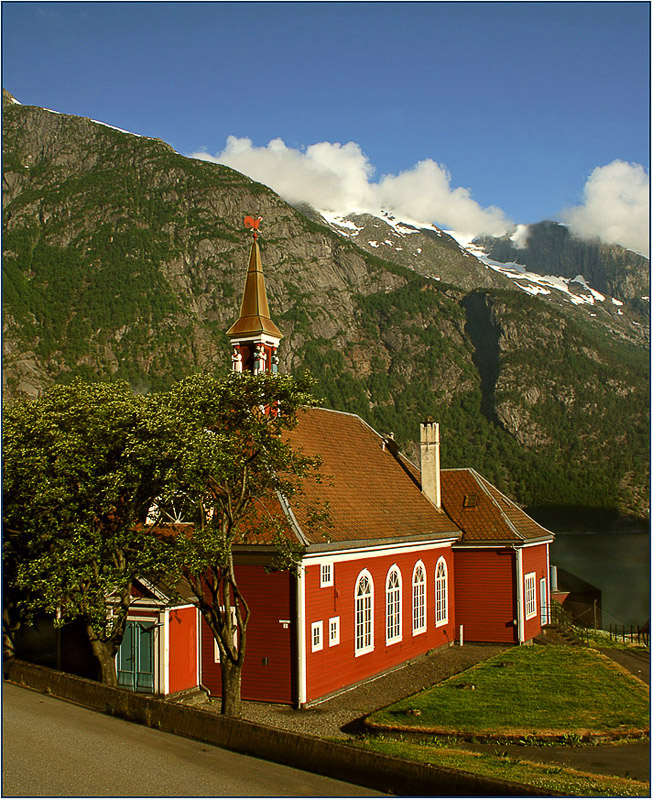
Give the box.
[476,473,555,538]
[471,470,525,541]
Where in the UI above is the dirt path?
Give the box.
[600,647,649,685]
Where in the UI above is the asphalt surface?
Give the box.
[2,682,384,797]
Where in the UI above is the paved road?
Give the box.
[3,683,383,797]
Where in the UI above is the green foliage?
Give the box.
[2,371,327,698]
[288,279,649,522]
[3,99,648,523]
[147,371,326,715]
[2,379,177,681]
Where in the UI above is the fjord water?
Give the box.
[550,531,650,627]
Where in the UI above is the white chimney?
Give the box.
[420,419,441,508]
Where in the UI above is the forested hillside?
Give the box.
[2,90,649,524]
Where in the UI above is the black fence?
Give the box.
[546,600,649,647]
[608,624,649,647]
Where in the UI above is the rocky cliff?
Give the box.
[475,221,649,309]
[2,90,649,522]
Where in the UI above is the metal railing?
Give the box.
[544,600,649,647]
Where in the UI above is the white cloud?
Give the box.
[561,160,650,257]
[190,137,513,237]
[509,224,531,249]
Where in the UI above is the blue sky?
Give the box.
[2,2,650,249]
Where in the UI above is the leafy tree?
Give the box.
[2,379,174,684]
[152,371,326,717]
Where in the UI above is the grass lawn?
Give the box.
[358,738,650,797]
[368,646,649,737]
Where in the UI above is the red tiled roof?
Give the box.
[285,408,460,546]
[440,468,554,544]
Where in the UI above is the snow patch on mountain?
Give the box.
[316,208,631,314]
[459,235,616,308]
[40,105,144,138]
[90,119,143,137]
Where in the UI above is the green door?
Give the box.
[117,620,155,692]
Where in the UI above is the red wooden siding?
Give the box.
[303,546,455,704]
[168,606,198,694]
[522,543,549,642]
[453,549,517,643]
[201,566,294,704]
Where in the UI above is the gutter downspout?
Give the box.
[163,608,170,695]
[545,541,551,625]
[514,546,524,644]
[296,563,307,707]
[276,490,309,707]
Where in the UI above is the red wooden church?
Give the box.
[119,222,555,705]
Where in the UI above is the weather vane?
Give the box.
[244,215,262,239]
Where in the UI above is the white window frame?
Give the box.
[311,620,323,652]
[385,565,402,645]
[355,569,374,656]
[328,616,340,647]
[540,577,548,625]
[435,556,448,627]
[320,561,333,587]
[525,572,537,620]
[412,560,427,635]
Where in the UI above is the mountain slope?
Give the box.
[2,90,649,523]
[293,204,508,290]
[305,206,648,346]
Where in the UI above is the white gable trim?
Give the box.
[303,539,454,566]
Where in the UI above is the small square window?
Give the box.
[328,616,340,646]
[311,621,323,652]
[320,562,333,587]
[463,493,478,508]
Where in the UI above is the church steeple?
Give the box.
[226,217,282,374]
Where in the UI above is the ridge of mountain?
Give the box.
[474,221,650,309]
[298,205,648,345]
[2,90,649,523]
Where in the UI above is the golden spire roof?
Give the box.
[226,233,283,340]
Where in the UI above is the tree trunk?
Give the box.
[220,658,243,717]
[2,605,19,672]
[87,629,119,687]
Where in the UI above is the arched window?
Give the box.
[412,561,426,634]
[435,557,448,626]
[385,566,402,644]
[355,570,374,655]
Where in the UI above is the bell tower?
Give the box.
[226,216,282,374]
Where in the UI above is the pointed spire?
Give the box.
[226,234,283,339]
[227,218,282,376]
